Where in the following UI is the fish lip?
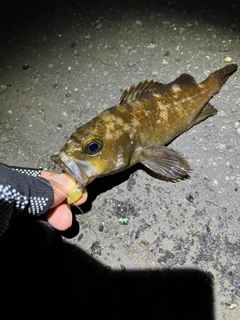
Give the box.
[51,154,85,188]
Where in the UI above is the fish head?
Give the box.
[51,110,135,188]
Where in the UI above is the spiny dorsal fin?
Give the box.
[119,80,165,105]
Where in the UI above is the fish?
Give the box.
[51,64,238,190]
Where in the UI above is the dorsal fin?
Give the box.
[119,75,197,105]
[156,73,197,93]
[119,80,165,105]
[172,73,197,85]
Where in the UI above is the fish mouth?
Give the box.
[51,153,88,189]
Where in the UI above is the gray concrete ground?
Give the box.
[0,0,240,319]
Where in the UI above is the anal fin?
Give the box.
[189,102,217,128]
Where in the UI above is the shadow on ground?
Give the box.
[1,222,214,320]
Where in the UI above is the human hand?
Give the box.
[40,171,88,231]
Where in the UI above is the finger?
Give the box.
[41,171,87,206]
[46,204,72,231]
[48,178,76,208]
[40,171,59,180]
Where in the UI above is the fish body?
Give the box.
[51,64,238,189]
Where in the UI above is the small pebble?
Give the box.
[78,234,84,241]
[228,302,238,310]
[140,239,149,245]
[127,61,136,67]
[91,242,102,255]
[22,63,29,70]
[186,193,194,203]
[120,264,126,271]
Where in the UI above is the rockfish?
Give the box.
[51,64,238,189]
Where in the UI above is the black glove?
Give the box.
[0,163,53,236]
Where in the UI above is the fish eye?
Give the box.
[83,139,103,155]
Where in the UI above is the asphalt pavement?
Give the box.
[0,1,239,319]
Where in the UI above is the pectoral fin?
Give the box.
[140,146,191,180]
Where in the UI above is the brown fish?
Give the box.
[51,64,238,189]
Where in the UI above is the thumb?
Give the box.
[48,173,77,208]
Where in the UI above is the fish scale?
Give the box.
[51,64,238,189]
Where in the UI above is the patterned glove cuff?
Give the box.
[10,166,43,177]
[0,163,54,236]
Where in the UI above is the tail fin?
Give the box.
[200,64,238,96]
[212,64,238,88]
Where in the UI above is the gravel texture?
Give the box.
[0,0,239,319]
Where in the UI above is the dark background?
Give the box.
[1,0,239,319]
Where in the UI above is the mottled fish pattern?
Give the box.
[52,64,238,189]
